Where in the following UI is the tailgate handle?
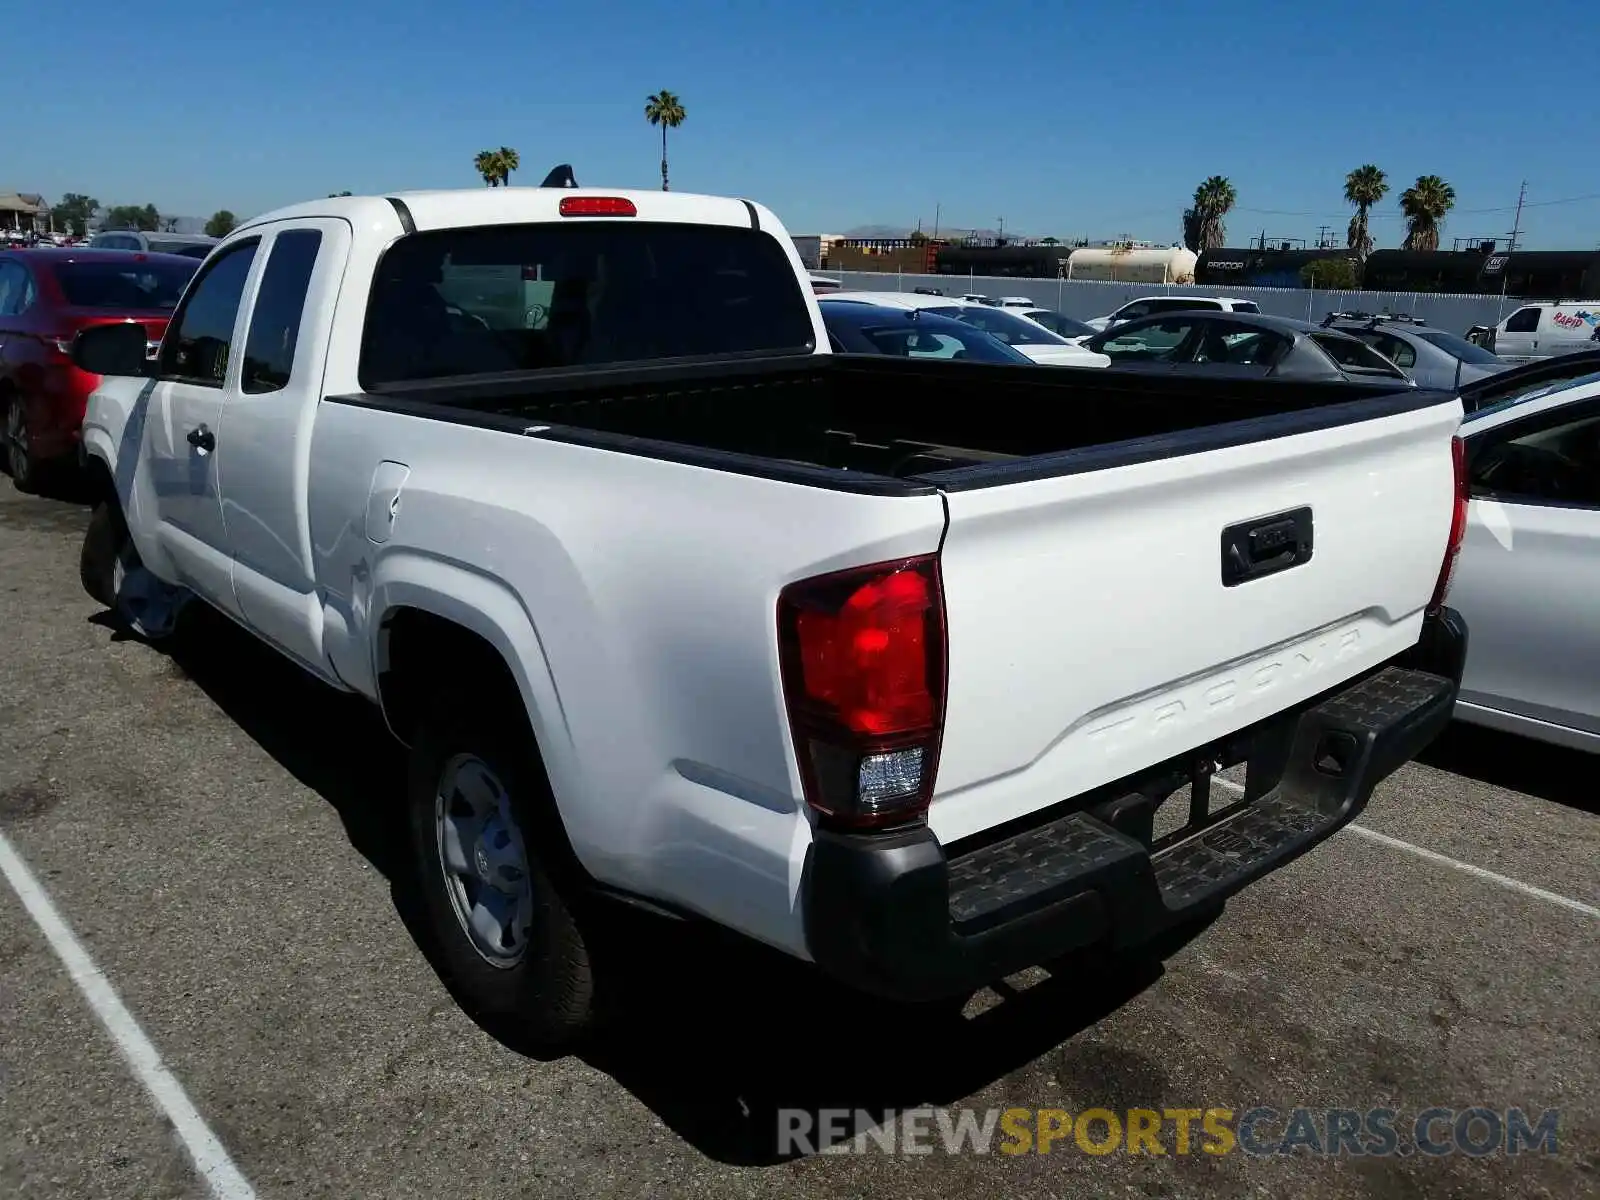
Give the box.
[1221,506,1313,586]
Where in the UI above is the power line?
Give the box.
[1233,189,1600,222]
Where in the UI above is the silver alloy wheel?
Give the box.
[435,753,535,968]
[4,398,26,480]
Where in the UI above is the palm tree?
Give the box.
[1400,175,1457,251]
[1343,164,1388,260]
[474,149,502,187]
[495,146,520,186]
[1182,176,1237,252]
[644,90,687,191]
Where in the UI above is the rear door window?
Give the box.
[1354,331,1416,369]
[1310,332,1408,376]
[360,222,816,387]
[242,230,323,393]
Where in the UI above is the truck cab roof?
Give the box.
[238,188,777,237]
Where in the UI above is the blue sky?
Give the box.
[14,0,1598,248]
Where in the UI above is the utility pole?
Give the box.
[1506,180,1526,254]
[1316,224,1333,249]
[1497,180,1526,320]
[933,203,940,240]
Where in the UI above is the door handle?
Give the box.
[186,425,216,452]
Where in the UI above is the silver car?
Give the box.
[1451,373,1600,751]
[1323,313,1511,390]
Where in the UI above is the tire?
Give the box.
[407,697,597,1048]
[78,500,186,640]
[79,501,123,608]
[3,391,39,494]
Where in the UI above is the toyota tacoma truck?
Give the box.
[70,172,1469,1046]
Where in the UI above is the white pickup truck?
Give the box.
[71,173,1470,1046]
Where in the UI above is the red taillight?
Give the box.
[1428,434,1469,615]
[777,555,946,829]
[558,196,637,217]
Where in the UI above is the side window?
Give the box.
[1504,306,1542,334]
[14,266,36,314]
[1361,333,1416,369]
[1115,301,1149,321]
[241,230,323,394]
[158,239,260,386]
[1470,407,1600,508]
[0,261,21,315]
[1151,298,1207,315]
[906,332,962,359]
[1098,319,1196,361]
[1192,322,1285,365]
[1309,333,1405,374]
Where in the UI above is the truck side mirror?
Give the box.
[73,322,154,378]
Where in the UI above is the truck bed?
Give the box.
[337,354,1448,491]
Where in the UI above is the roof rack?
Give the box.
[1320,310,1427,329]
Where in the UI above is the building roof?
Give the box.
[0,192,46,214]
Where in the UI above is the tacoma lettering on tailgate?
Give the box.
[1082,624,1365,752]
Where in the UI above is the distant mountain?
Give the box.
[840,224,917,239]
[841,223,1027,242]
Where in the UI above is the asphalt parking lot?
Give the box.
[1,483,1595,1200]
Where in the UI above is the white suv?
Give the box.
[1086,295,1260,333]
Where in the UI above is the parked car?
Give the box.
[73,177,1465,1049]
[1084,311,1415,385]
[1451,373,1600,750]
[1321,312,1510,390]
[1458,348,1600,416]
[1485,300,1600,363]
[1084,295,1260,333]
[808,273,842,295]
[0,247,199,491]
[1009,307,1099,341]
[819,302,1033,364]
[88,230,219,258]
[826,291,1110,366]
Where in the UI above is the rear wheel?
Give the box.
[3,392,39,493]
[407,698,598,1049]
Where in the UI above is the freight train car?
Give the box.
[1196,247,1361,288]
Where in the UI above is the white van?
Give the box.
[1491,300,1600,362]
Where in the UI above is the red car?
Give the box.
[0,248,199,491]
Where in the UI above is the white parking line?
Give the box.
[0,830,259,1200]
[1211,776,1599,919]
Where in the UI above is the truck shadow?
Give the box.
[158,602,1170,1166]
[1419,721,1598,815]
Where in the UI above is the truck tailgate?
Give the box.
[929,394,1461,844]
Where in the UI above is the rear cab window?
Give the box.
[359,221,815,387]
